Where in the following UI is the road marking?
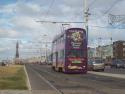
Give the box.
[88,71,125,79]
[29,65,63,94]
[24,65,31,90]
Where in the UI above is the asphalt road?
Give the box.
[25,64,125,94]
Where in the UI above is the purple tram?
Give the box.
[52,28,87,73]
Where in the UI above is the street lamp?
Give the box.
[98,37,103,62]
[42,34,47,63]
[84,0,89,45]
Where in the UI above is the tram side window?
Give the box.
[63,50,64,58]
[60,37,62,43]
[58,50,64,59]
[53,53,56,63]
[57,39,59,44]
[53,41,56,46]
[60,35,64,42]
[61,50,64,59]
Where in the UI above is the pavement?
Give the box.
[0,90,111,94]
[88,71,125,79]
[0,90,59,94]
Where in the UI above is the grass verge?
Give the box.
[0,65,28,90]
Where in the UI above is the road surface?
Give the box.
[25,64,125,94]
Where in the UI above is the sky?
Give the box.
[0,0,125,60]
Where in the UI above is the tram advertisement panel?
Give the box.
[66,29,85,49]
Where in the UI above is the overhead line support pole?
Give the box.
[84,0,89,45]
[84,0,90,63]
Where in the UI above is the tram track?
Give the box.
[28,64,106,94]
[26,64,64,94]
[26,64,125,94]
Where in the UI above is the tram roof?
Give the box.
[52,28,85,43]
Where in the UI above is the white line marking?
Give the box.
[88,71,125,79]
[29,65,63,94]
[24,65,32,90]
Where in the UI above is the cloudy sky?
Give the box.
[0,0,125,60]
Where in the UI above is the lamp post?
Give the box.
[98,37,103,62]
[84,0,89,45]
[39,47,42,63]
[42,34,47,63]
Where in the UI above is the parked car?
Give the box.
[111,59,125,68]
[88,59,105,71]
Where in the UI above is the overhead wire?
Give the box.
[36,0,125,29]
[103,0,122,15]
[88,0,97,8]
[98,0,123,19]
[45,0,56,18]
[88,0,124,31]
[86,0,123,21]
[36,21,85,23]
[73,0,97,20]
[38,0,98,23]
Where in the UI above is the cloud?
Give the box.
[15,2,42,17]
[11,16,41,30]
[0,4,16,14]
[0,47,9,52]
[0,29,19,38]
[63,0,83,8]
[0,0,125,59]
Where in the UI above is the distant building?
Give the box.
[95,40,125,61]
[27,56,46,63]
[88,47,96,59]
[101,44,113,60]
[96,46,102,59]
[96,44,113,61]
[113,40,125,59]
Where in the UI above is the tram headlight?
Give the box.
[83,66,86,67]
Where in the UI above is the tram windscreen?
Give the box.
[67,49,83,58]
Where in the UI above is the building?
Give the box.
[96,44,113,63]
[26,56,46,63]
[88,40,125,65]
[113,40,125,59]
[95,40,125,59]
[96,46,102,59]
[88,47,96,59]
[101,44,113,60]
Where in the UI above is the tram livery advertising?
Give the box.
[52,28,87,73]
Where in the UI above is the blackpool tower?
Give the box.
[15,41,19,58]
[15,41,19,64]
